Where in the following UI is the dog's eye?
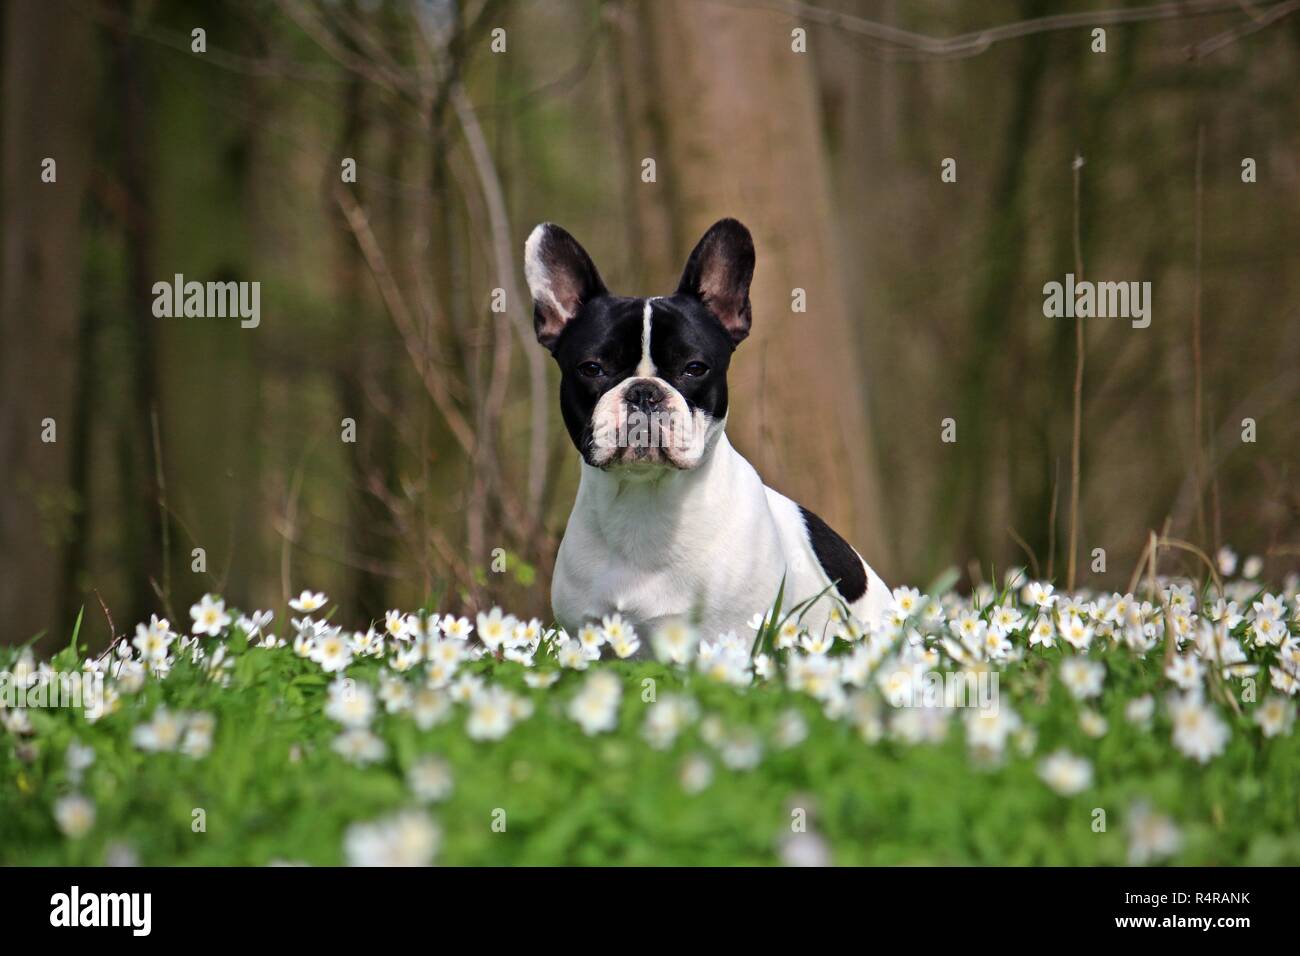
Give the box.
[683,361,709,377]
[578,361,604,378]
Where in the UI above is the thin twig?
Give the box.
[1008,526,1042,580]
[451,83,551,528]
[736,0,1290,60]
[149,405,177,623]
[1046,458,1060,582]
[1066,155,1086,591]
[92,590,121,661]
[334,184,479,455]
[1191,123,1207,545]
[1188,0,1300,57]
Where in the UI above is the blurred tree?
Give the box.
[617,0,890,569]
[1,0,95,645]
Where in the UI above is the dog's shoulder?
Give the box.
[792,504,868,604]
[759,486,868,604]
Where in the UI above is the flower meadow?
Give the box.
[3,553,1299,866]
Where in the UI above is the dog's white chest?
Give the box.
[550,434,886,643]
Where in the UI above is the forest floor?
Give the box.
[2,570,1299,865]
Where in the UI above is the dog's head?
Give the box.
[524,218,755,473]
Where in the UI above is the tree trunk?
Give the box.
[0,0,95,645]
[622,0,888,567]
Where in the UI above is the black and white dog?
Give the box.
[525,217,889,645]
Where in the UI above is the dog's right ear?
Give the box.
[524,223,608,351]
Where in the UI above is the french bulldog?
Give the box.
[525,217,889,647]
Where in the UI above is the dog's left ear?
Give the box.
[676,218,755,346]
[524,223,608,351]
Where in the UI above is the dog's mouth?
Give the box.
[595,443,689,472]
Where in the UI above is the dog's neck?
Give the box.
[574,428,739,560]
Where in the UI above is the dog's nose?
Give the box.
[624,380,664,412]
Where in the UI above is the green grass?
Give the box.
[2,589,1298,866]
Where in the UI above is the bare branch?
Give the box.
[333,184,479,457]
[732,0,1295,60]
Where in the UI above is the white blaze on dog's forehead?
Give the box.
[524,224,572,320]
[636,298,656,377]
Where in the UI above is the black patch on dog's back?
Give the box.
[799,506,867,603]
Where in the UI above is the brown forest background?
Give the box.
[2,0,1298,650]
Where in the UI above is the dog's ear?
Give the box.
[524,223,608,351]
[676,218,755,346]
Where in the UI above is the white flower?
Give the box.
[773,709,809,749]
[410,687,452,730]
[950,610,986,649]
[568,671,622,735]
[1022,581,1056,610]
[441,615,473,640]
[132,707,186,752]
[1038,749,1093,796]
[53,794,95,839]
[65,740,96,780]
[600,613,633,647]
[643,694,699,750]
[1169,694,1230,763]
[679,753,714,794]
[290,590,329,613]
[1207,598,1242,628]
[800,630,835,655]
[325,679,375,729]
[449,673,484,703]
[1079,709,1108,738]
[1242,555,1264,579]
[608,629,641,659]
[718,728,763,770]
[1058,613,1094,651]
[350,628,383,657]
[524,671,560,689]
[1164,654,1203,691]
[1253,697,1295,738]
[988,603,1024,637]
[1249,610,1285,647]
[1059,657,1105,700]
[344,810,439,867]
[181,713,216,759]
[652,619,698,665]
[965,705,1022,761]
[889,705,950,745]
[556,639,592,671]
[1028,615,1056,648]
[292,631,316,659]
[779,830,832,867]
[891,587,922,617]
[383,609,414,641]
[696,632,753,687]
[237,609,273,637]
[476,607,516,652]
[407,757,454,803]
[131,615,174,661]
[1127,801,1182,864]
[1125,694,1155,726]
[310,630,353,673]
[104,841,140,867]
[377,674,412,713]
[466,686,517,740]
[189,594,231,637]
[332,728,387,765]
